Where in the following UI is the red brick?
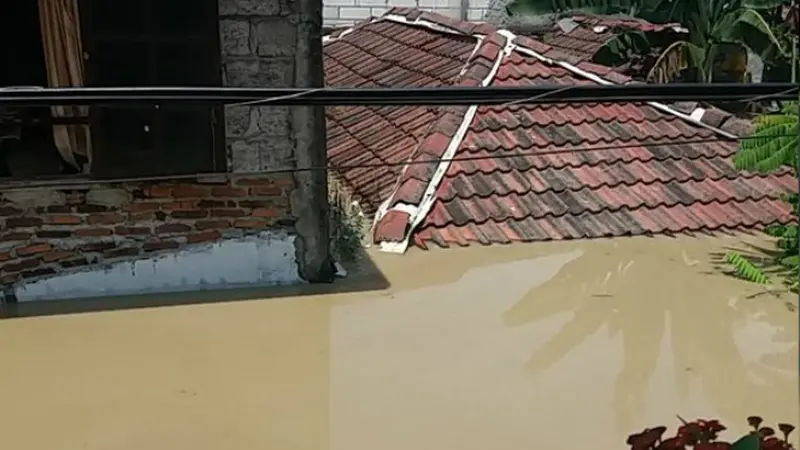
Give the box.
[211,186,248,197]
[80,241,116,252]
[2,258,41,273]
[0,273,20,284]
[104,247,141,258]
[75,228,113,237]
[234,219,268,229]
[128,212,156,222]
[21,267,56,278]
[125,202,161,212]
[36,230,72,238]
[43,215,82,225]
[115,226,152,236]
[43,250,76,262]
[162,201,196,211]
[143,240,180,252]
[238,200,272,208]
[16,243,52,256]
[6,217,43,228]
[237,178,282,186]
[172,185,209,198]
[60,257,90,268]
[155,223,191,234]
[0,252,10,262]
[252,208,280,218]
[65,192,86,204]
[87,213,124,225]
[46,205,72,213]
[76,204,108,213]
[197,199,226,208]
[250,186,283,196]
[195,219,230,230]
[187,230,221,244]
[0,206,22,216]
[0,232,33,241]
[171,210,208,219]
[211,209,246,218]
[146,185,173,197]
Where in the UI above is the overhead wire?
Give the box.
[0,83,797,106]
[1,83,795,189]
[8,134,797,190]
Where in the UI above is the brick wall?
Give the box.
[0,174,293,286]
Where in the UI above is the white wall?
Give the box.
[14,231,303,302]
[323,0,490,27]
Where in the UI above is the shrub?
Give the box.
[626,416,796,450]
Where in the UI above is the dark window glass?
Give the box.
[155,44,213,86]
[91,41,152,86]
[153,3,209,37]
[89,0,147,35]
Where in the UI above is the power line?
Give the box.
[0,83,796,107]
[10,134,794,190]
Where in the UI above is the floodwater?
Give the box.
[0,234,797,450]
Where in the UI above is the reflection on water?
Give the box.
[502,237,798,442]
[0,234,796,450]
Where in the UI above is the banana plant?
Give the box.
[643,0,790,82]
[505,0,648,20]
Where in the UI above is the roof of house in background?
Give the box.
[323,8,797,253]
[519,14,687,63]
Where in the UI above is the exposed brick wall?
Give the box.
[0,174,294,286]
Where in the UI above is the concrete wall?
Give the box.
[322,0,491,26]
[0,0,333,302]
[218,0,333,284]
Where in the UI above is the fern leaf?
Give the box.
[734,102,799,173]
[724,251,771,284]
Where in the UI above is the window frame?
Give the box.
[77,0,227,180]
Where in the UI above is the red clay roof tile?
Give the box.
[325,10,796,251]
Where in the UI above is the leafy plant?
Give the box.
[626,416,796,449]
[734,102,799,173]
[504,0,792,83]
[724,102,799,291]
[643,0,791,83]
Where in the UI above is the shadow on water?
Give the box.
[0,247,389,320]
[502,236,798,438]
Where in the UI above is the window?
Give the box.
[0,0,225,181]
[81,0,226,178]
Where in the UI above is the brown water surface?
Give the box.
[0,234,797,450]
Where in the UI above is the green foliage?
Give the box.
[724,250,772,284]
[734,102,799,173]
[726,102,799,292]
[505,0,644,17]
[329,199,365,263]
[505,0,792,83]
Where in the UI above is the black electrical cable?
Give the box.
[7,134,794,190]
[0,83,796,106]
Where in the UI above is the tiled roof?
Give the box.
[531,14,686,62]
[325,9,797,252]
[324,18,480,213]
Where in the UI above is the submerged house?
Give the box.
[0,0,331,302]
[324,8,796,253]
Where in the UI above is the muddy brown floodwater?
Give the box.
[0,234,797,450]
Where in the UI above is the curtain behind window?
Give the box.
[38,0,92,172]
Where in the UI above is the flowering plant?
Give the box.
[626,416,796,450]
